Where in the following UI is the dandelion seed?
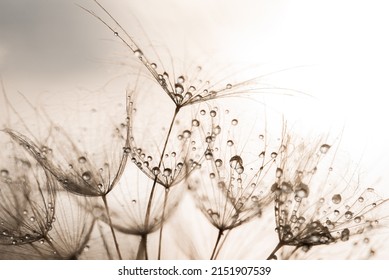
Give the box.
[266,135,389,259]
[0,134,56,247]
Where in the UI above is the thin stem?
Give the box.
[210,229,224,260]
[213,229,231,259]
[143,107,180,259]
[102,195,122,260]
[157,187,170,260]
[97,221,113,260]
[266,242,284,260]
[136,234,148,260]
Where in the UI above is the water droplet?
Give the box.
[190,119,200,127]
[209,173,215,179]
[258,151,265,158]
[334,210,340,216]
[210,110,217,117]
[226,83,232,89]
[0,169,9,177]
[152,167,160,175]
[270,152,278,159]
[297,216,306,224]
[213,125,221,135]
[134,49,143,58]
[82,171,91,181]
[215,159,223,167]
[123,147,131,153]
[229,155,244,174]
[23,210,28,215]
[341,228,350,241]
[30,216,36,222]
[78,157,87,163]
[175,83,184,94]
[276,168,283,178]
[177,76,185,84]
[227,140,234,146]
[320,144,331,154]
[184,92,192,100]
[132,200,137,204]
[205,151,213,160]
[331,194,342,204]
[251,196,259,202]
[354,216,361,223]
[259,134,264,140]
[205,136,213,143]
[231,119,238,125]
[295,188,308,198]
[358,196,364,203]
[150,63,157,69]
[345,211,353,219]
[211,212,220,220]
[163,168,172,177]
[114,31,118,36]
[183,130,192,138]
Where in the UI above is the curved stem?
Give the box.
[266,242,284,260]
[102,195,122,260]
[210,229,224,260]
[143,107,180,259]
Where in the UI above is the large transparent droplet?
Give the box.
[82,171,91,181]
[229,155,244,174]
[331,194,342,204]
